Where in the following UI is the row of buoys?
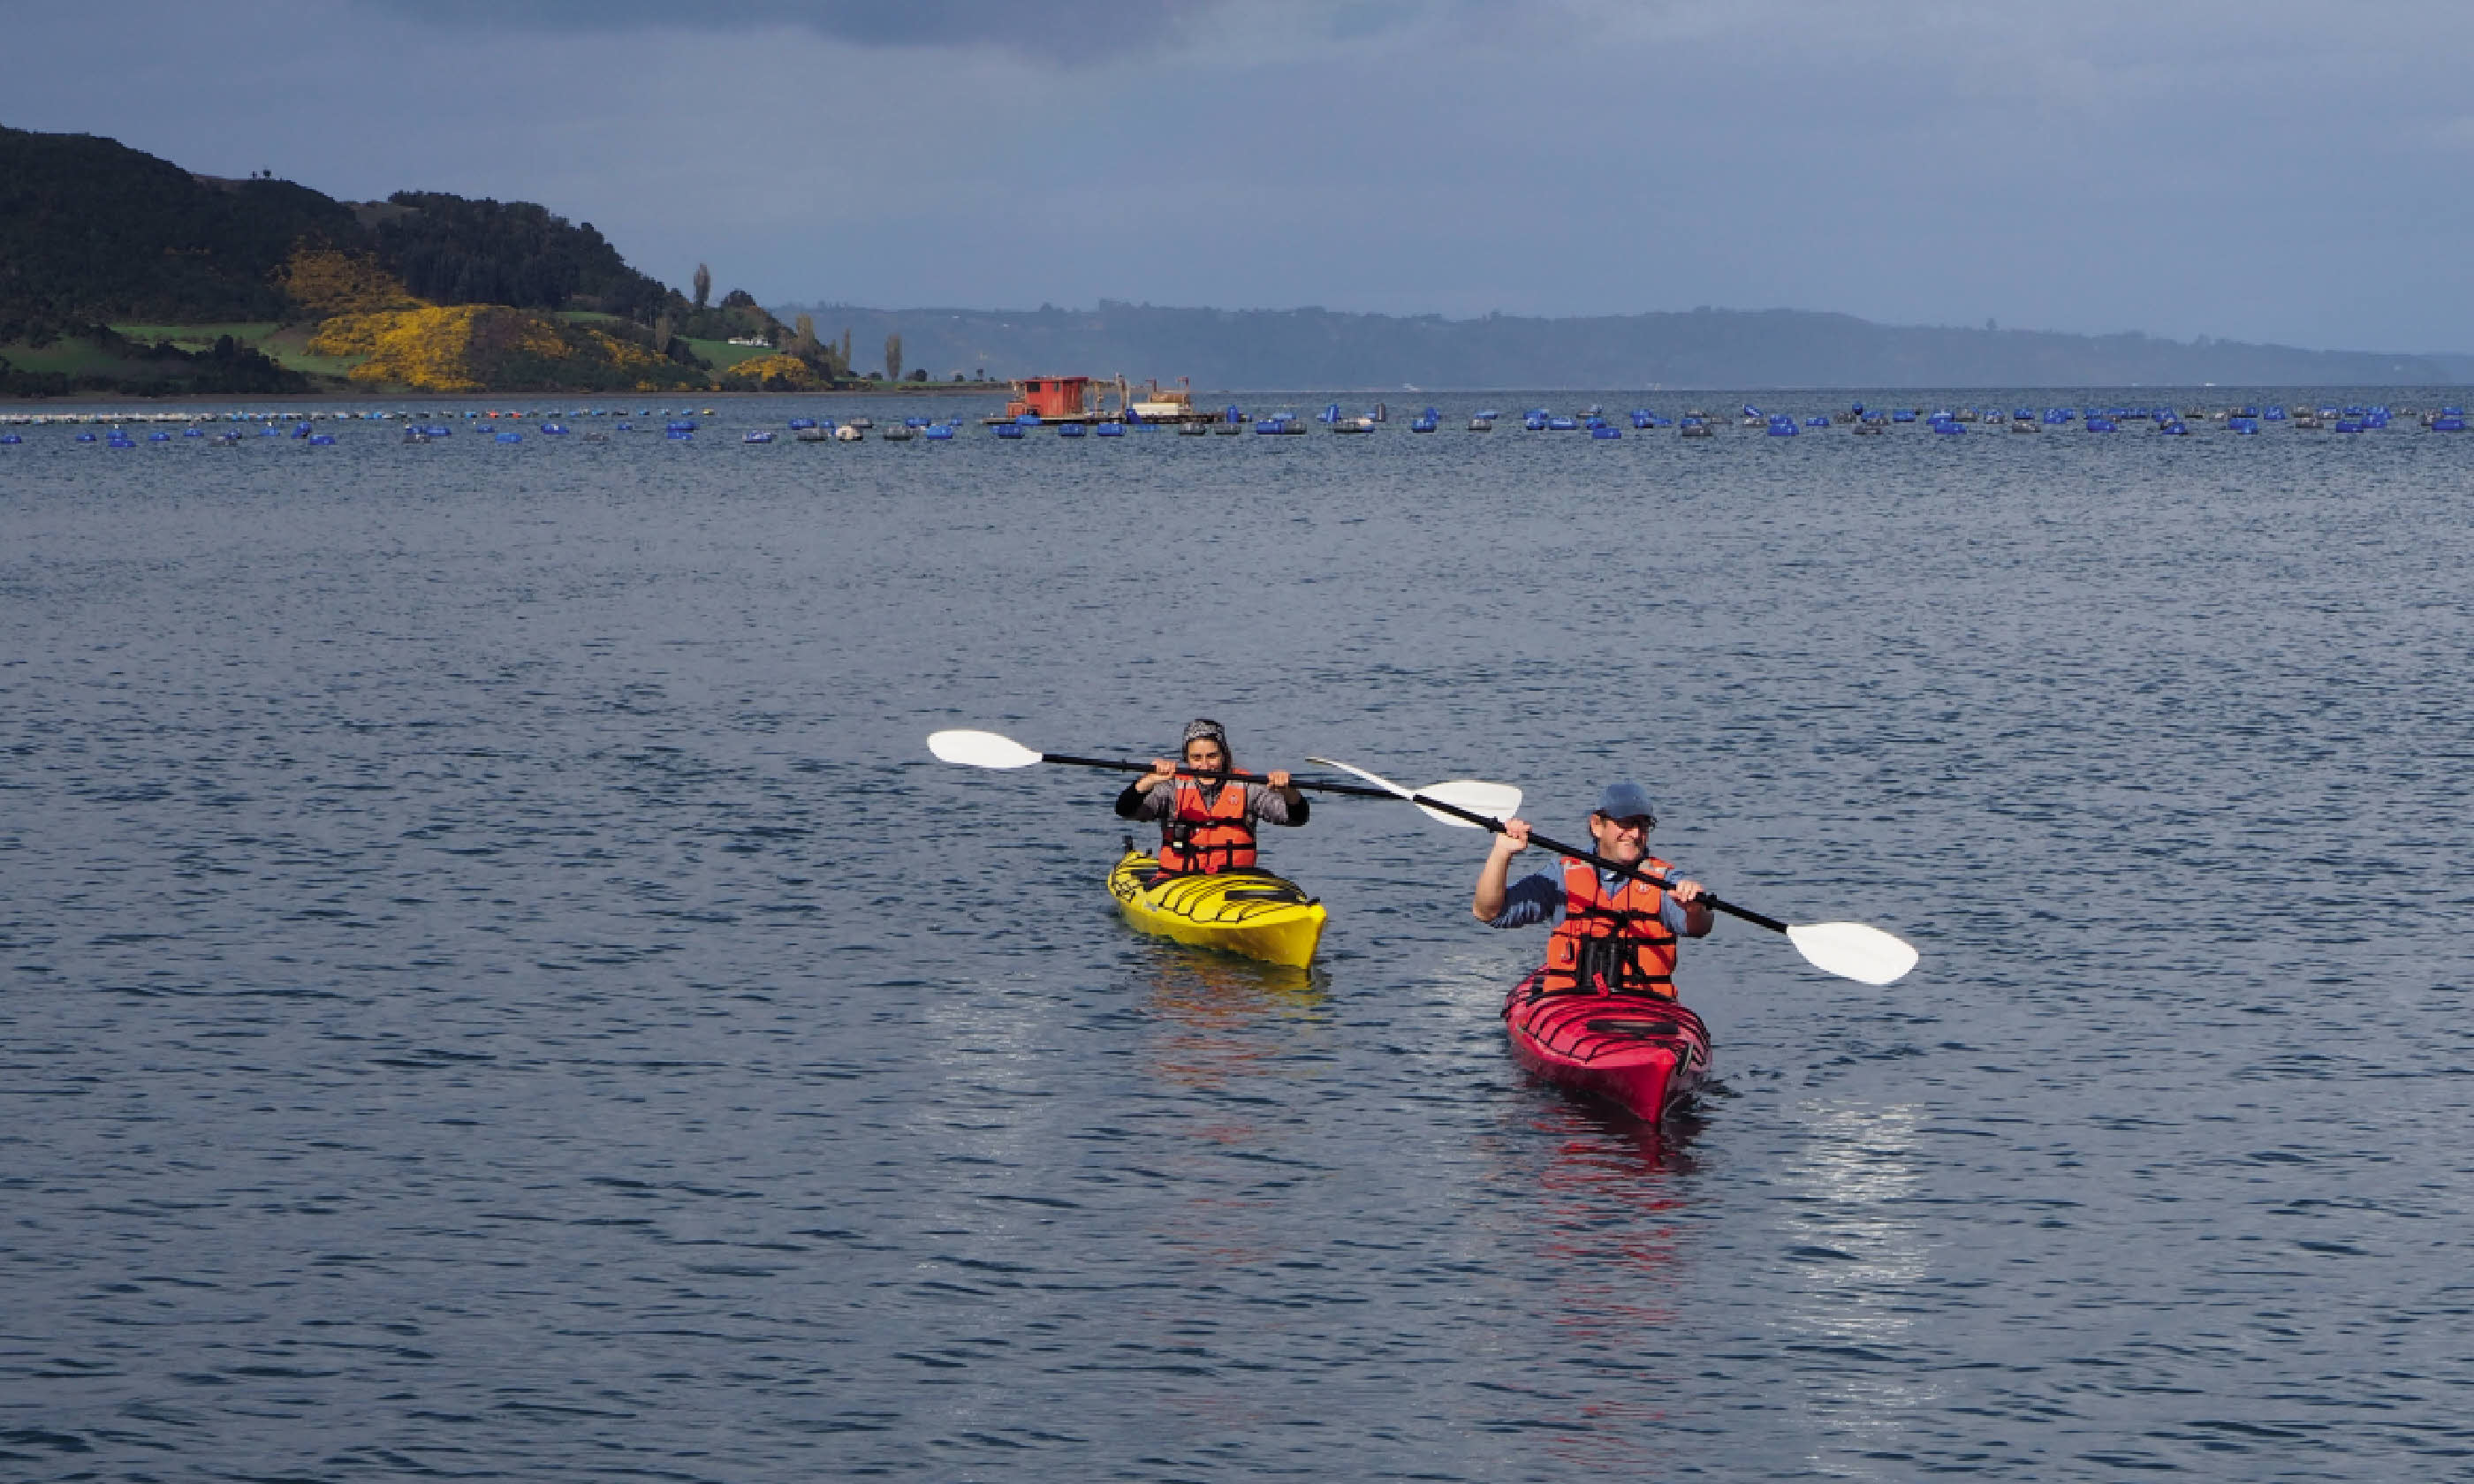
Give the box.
[14,399,2470,447]
[7,399,2468,429]
[0,405,736,428]
[7,398,2470,431]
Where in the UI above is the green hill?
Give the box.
[0,123,793,395]
[0,125,355,323]
[0,125,679,330]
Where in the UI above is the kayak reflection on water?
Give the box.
[1130,944,1325,1096]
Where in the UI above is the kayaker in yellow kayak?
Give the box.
[1473,782,1711,998]
[1115,718,1309,876]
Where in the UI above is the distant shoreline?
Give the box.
[3,382,1018,406]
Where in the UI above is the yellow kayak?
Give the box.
[1106,850,1328,968]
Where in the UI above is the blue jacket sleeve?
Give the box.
[1489,871,1565,929]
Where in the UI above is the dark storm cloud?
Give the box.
[360,0,1240,64]
[12,0,2474,352]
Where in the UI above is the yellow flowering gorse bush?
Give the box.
[311,306,702,392]
[719,353,824,391]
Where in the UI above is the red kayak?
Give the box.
[1501,971,1711,1121]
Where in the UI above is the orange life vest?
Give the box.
[1540,856,1680,998]
[1157,776,1257,874]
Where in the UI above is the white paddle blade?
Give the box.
[1415,780,1522,829]
[928,730,1043,769]
[1786,922,1919,986]
[1306,756,1521,830]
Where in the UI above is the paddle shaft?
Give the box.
[1038,751,1405,803]
[1420,791,1792,935]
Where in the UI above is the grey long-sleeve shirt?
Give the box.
[1115,779,1309,829]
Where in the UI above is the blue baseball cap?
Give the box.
[1593,781,1658,826]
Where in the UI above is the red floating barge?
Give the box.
[984,375,1219,426]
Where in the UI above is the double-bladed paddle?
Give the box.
[1306,753,1920,987]
[928,729,1522,829]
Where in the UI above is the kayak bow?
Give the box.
[1107,850,1328,968]
[1501,973,1711,1121]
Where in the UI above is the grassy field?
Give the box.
[103,322,368,377]
[102,316,779,376]
[111,322,278,348]
[681,337,778,370]
[1,338,147,375]
[551,313,775,372]
[256,324,367,378]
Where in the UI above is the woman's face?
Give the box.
[1183,738,1228,774]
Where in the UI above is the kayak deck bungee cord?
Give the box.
[1107,847,1329,968]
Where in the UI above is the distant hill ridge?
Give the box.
[3,123,2463,392]
[769,300,2469,390]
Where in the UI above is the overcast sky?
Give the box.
[16,0,2474,351]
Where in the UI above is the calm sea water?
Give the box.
[4,392,2470,1480]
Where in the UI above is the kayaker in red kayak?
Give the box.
[1116,718,1309,876]
[1473,781,1711,996]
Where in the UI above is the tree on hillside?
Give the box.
[789,313,842,377]
[372,193,671,321]
[694,262,712,311]
[884,333,903,384]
